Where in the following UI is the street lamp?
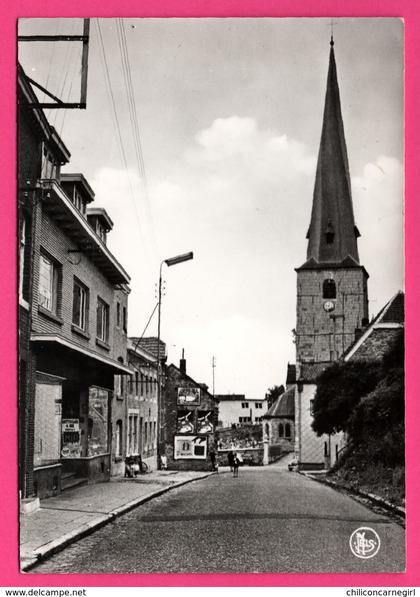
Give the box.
[156,251,194,467]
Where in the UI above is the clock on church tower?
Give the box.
[293,36,370,472]
[295,36,369,368]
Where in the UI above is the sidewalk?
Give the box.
[20,469,215,572]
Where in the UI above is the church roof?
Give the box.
[298,362,332,383]
[264,387,295,419]
[286,364,296,385]
[301,39,361,268]
[343,291,404,362]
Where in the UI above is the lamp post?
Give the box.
[156,251,194,468]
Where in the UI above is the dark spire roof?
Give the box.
[302,41,360,267]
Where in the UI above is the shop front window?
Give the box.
[34,375,62,467]
[88,387,110,456]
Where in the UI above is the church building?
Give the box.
[294,38,369,470]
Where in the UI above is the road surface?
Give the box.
[33,463,405,573]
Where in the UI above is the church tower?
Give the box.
[294,38,369,469]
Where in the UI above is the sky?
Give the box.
[18,18,404,397]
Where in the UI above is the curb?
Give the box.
[300,472,405,519]
[21,472,215,572]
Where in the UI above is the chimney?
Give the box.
[180,348,186,374]
[354,328,363,341]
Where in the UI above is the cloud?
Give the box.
[87,119,403,395]
[352,155,404,311]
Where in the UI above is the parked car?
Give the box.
[288,459,298,472]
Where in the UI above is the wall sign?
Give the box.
[177,387,201,406]
[174,435,207,459]
[197,411,213,434]
[61,418,81,458]
[177,411,194,434]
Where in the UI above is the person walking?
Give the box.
[233,453,239,478]
[210,450,217,471]
[227,450,235,472]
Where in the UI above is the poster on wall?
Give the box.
[61,418,81,458]
[177,410,194,433]
[177,387,201,406]
[197,411,213,434]
[174,435,207,459]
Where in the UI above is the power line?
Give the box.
[115,18,158,254]
[95,19,146,247]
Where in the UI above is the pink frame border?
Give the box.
[2,0,419,588]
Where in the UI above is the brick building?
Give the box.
[293,39,369,470]
[18,66,131,500]
[162,355,218,471]
[216,394,267,428]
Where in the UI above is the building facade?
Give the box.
[294,39,369,470]
[263,387,295,453]
[162,356,218,471]
[216,395,267,428]
[18,67,131,500]
[111,337,163,476]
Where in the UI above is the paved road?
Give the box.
[33,466,405,574]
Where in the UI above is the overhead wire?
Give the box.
[95,18,146,249]
[52,20,77,128]
[116,19,147,184]
[59,42,83,137]
[115,18,158,255]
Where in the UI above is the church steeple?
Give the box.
[304,40,360,266]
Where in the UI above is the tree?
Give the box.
[347,330,404,464]
[266,385,285,409]
[311,361,380,436]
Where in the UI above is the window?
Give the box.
[278,423,284,438]
[135,371,139,394]
[72,189,86,214]
[96,221,106,243]
[72,279,89,330]
[239,416,251,423]
[255,402,262,409]
[123,306,127,333]
[127,413,138,455]
[115,375,122,396]
[41,144,59,180]
[241,402,249,409]
[39,253,59,313]
[325,222,335,245]
[96,298,109,343]
[285,423,291,438]
[149,422,153,449]
[34,376,62,467]
[116,302,121,327]
[115,420,123,457]
[87,387,109,456]
[153,421,157,447]
[323,279,336,299]
[139,416,144,452]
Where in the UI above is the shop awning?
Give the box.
[31,334,133,374]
